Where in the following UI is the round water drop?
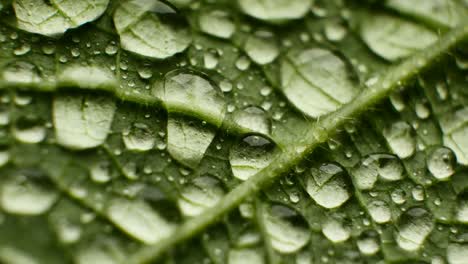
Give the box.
[233,106,271,135]
[389,92,406,112]
[235,56,251,71]
[203,50,219,69]
[357,231,380,255]
[306,163,350,209]
[219,80,233,93]
[122,122,155,152]
[90,161,111,183]
[229,134,276,181]
[368,200,391,224]
[13,119,46,144]
[199,10,235,39]
[56,220,82,244]
[412,185,425,201]
[105,42,118,56]
[244,31,279,65]
[427,147,456,180]
[352,153,404,190]
[0,149,10,167]
[178,176,224,217]
[391,189,407,204]
[447,243,468,264]
[395,207,434,251]
[13,44,31,56]
[415,102,430,119]
[1,174,58,215]
[154,69,226,127]
[137,66,153,79]
[263,204,310,253]
[113,0,191,59]
[2,61,42,85]
[238,0,311,22]
[383,121,416,159]
[324,20,347,42]
[322,218,350,243]
[228,248,264,264]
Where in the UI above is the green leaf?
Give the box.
[1,1,468,264]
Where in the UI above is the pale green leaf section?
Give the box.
[167,117,216,168]
[106,198,176,244]
[439,107,468,165]
[237,0,311,22]
[58,65,117,90]
[113,0,191,59]
[53,95,116,150]
[386,0,466,28]
[360,14,439,61]
[281,48,359,118]
[13,0,109,36]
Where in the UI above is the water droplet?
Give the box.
[264,204,310,253]
[306,163,350,209]
[229,134,276,181]
[233,106,271,135]
[199,10,235,39]
[13,119,46,144]
[42,44,56,55]
[106,198,175,244]
[322,218,350,243]
[105,42,118,55]
[1,174,58,215]
[203,50,219,69]
[13,44,31,56]
[324,20,347,42]
[219,80,233,93]
[395,207,434,251]
[455,191,468,223]
[412,185,425,201]
[244,31,279,65]
[427,147,456,180]
[368,200,391,223]
[447,243,468,264]
[357,231,379,255]
[352,153,404,190]
[235,56,251,71]
[56,220,82,244]
[155,69,226,127]
[2,61,42,84]
[113,0,191,59]
[90,161,111,183]
[137,66,153,79]
[391,189,407,204]
[415,102,430,119]
[123,123,155,152]
[238,0,311,22]
[178,176,224,217]
[383,121,416,159]
[71,48,81,58]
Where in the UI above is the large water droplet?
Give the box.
[263,204,310,253]
[352,153,404,190]
[54,95,116,150]
[395,207,434,251]
[427,146,456,180]
[113,0,191,59]
[281,48,358,118]
[322,218,350,243]
[244,31,279,65]
[367,200,391,224]
[447,243,468,264]
[229,135,276,181]
[90,161,112,183]
[232,106,271,135]
[123,123,155,152]
[199,10,235,39]
[2,61,42,85]
[324,20,347,42]
[13,118,46,144]
[357,231,380,255]
[238,0,311,22]
[383,121,416,159]
[106,198,175,244]
[306,163,350,209]
[167,116,216,168]
[1,174,58,215]
[154,70,226,127]
[178,176,224,217]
